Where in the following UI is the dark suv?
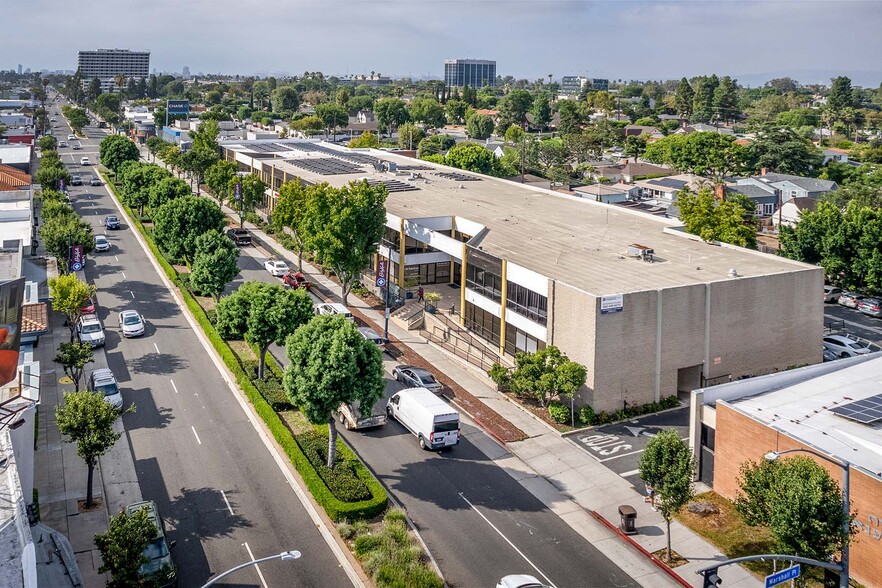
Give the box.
[124,501,177,587]
[104,215,120,230]
[226,228,252,246]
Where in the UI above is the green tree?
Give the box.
[691,75,718,123]
[119,162,171,215]
[87,77,102,102]
[557,100,586,135]
[674,77,694,118]
[444,142,498,175]
[190,230,240,300]
[290,115,325,137]
[827,76,854,112]
[40,213,95,273]
[99,134,140,173]
[182,143,219,196]
[148,176,190,211]
[417,134,455,159]
[397,122,425,150]
[347,131,380,149]
[271,86,300,114]
[712,76,740,122]
[284,315,385,468]
[496,89,533,130]
[677,187,758,248]
[408,97,446,128]
[530,92,552,129]
[54,341,94,390]
[466,114,494,140]
[374,98,409,136]
[230,173,266,228]
[49,273,97,341]
[624,134,648,159]
[67,108,89,134]
[643,133,747,181]
[55,391,125,507]
[314,102,349,140]
[144,135,168,163]
[153,196,226,263]
[34,158,71,190]
[274,180,314,271]
[491,346,586,408]
[204,160,237,205]
[736,455,854,563]
[94,506,157,588]
[38,134,58,152]
[445,99,468,125]
[748,125,823,176]
[638,430,695,562]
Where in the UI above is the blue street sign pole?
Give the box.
[765,564,800,588]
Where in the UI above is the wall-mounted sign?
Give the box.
[600,294,623,314]
[713,357,722,365]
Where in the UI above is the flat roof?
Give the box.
[721,355,882,479]
[222,140,816,296]
[0,144,31,165]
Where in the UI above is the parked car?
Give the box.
[823,334,871,358]
[58,140,68,148]
[264,258,289,276]
[823,346,839,362]
[226,228,251,246]
[858,297,882,318]
[497,575,552,588]
[67,134,75,141]
[124,501,177,587]
[72,142,81,150]
[119,309,145,338]
[838,292,865,308]
[282,271,311,290]
[824,286,843,303]
[77,314,105,347]
[104,215,120,229]
[94,234,110,252]
[90,176,102,186]
[358,326,385,351]
[386,387,460,450]
[88,368,122,411]
[70,175,82,186]
[392,365,442,392]
[80,296,97,315]
[80,156,91,165]
[314,302,354,321]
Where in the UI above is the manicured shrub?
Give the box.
[296,431,372,503]
[547,401,571,424]
[578,404,596,426]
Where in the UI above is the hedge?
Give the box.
[103,174,388,521]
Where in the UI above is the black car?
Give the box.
[226,228,252,246]
[90,176,102,186]
[104,215,121,230]
[71,175,83,186]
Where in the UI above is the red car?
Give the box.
[80,296,97,315]
[283,271,311,290]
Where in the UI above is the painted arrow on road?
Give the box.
[624,426,644,437]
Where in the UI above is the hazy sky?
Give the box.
[5,0,882,85]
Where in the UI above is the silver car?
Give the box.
[392,365,442,392]
[94,234,110,252]
[88,368,123,411]
[119,309,145,338]
[823,334,871,358]
[77,314,105,348]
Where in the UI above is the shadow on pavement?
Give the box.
[127,352,188,376]
[123,386,174,430]
[102,280,178,320]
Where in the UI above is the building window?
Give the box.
[466,264,502,302]
[506,282,547,325]
[762,203,775,216]
[790,190,797,198]
[465,302,500,346]
[504,326,546,356]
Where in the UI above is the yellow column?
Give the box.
[499,259,508,356]
[460,243,467,326]
[399,218,406,295]
[450,215,457,284]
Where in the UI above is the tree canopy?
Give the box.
[152,196,226,263]
[99,134,140,173]
[643,132,747,181]
[676,188,757,249]
[94,506,158,588]
[189,229,240,300]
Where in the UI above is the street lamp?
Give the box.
[764,449,850,588]
[200,550,301,587]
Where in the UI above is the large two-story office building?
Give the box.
[219,139,822,411]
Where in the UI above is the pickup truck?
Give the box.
[337,400,387,430]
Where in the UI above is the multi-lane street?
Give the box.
[53,103,355,587]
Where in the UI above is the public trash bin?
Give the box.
[618,504,637,535]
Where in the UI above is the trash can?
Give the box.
[618,505,637,535]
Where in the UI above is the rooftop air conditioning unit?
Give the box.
[627,243,654,262]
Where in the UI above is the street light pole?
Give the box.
[765,449,850,588]
[200,550,301,588]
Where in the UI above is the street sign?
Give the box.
[234,182,242,201]
[765,564,800,588]
[376,258,387,287]
[376,277,387,288]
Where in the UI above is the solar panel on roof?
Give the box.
[830,393,882,424]
[285,157,362,175]
[397,165,432,171]
[364,179,419,193]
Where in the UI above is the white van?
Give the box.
[386,387,460,450]
[314,302,354,321]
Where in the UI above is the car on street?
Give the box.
[823,346,839,362]
[80,157,91,165]
[823,334,872,358]
[858,297,882,318]
[50,117,57,122]
[58,140,67,148]
[119,309,146,338]
[496,574,552,588]
[77,314,106,348]
[67,134,75,141]
[104,215,120,229]
[90,176,102,186]
[88,368,123,411]
[72,142,81,150]
[358,326,386,351]
[824,286,843,303]
[71,175,82,186]
[124,501,177,587]
[838,292,865,308]
[80,296,97,315]
[392,365,443,392]
[282,271,311,290]
[94,234,110,252]
[314,302,354,321]
[264,258,289,276]
[226,228,252,245]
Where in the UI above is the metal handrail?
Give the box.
[432,310,501,363]
[422,325,498,373]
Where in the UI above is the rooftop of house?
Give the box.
[757,172,838,192]
[634,173,708,193]
[621,161,672,178]
[572,183,635,196]
[0,164,31,191]
[726,183,777,199]
[0,144,31,166]
[220,139,816,296]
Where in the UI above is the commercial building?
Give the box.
[689,355,882,588]
[219,139,822,412]
[76,49,149,92]
[560,76,609,96]
[444,59,496,88]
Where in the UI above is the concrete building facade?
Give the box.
[444,59,496,88]
[219,139,823,412]
[77,49,150,92]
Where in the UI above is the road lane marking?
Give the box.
[115,255,119,261]
[242,542,269,588]
[459,492,557,588]
[170,380,178,394]
[153,342,160,353]
[129,291,135,299]
[121,272,126,279]
[221,490,234,515]
[191,426,202,445]
[620,469,641,477]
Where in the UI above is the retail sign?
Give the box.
[376,258,387,288]
[764,564,799,588]
[166,100,190,114]
[855,513,882,540]
[69,245,84,272]
[600,294,623,314]
[0,278,26,387]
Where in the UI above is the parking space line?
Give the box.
[220,490,235,515]
[191,426,202,445]
[242,542,269,588]
[170,380,178,394]
[598,448,646,463]
[153,342,160,354]
[121,272,126,279]
[620,469,640,477]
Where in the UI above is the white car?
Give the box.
[264,259,289,276]
[67,134,75,141]
[88,368,123,411]
[94,234,110,252]
[823,335,871,358]
[80,157,91,165]
[77,314,105,348]
[118,309,145,338]
[496,575,552,588]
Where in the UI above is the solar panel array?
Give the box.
[365,179,420,193]
[397,164,432,171]
[830,393,882,424]
[248,143,291,153]
[285,158,362,175]
[435,171,481,181]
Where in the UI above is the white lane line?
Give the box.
[191,426,202,445]
[598,448,646,463]
[129,291,135,299]
[220,490,235,515]
[620,469,641,477]
[115,255,119,261]
[121,272,126,279]
[170,380,178,394]
[242,542,269,588]
[153,342,161,354]
[459,492,557,588]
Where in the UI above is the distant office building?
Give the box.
[590,78,609,92]
[561,76,587,95]
[77,49,150,92]
[182,65,190,80]
[16,64,22,75]
[444,59,496,88]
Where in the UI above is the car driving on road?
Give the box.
[264,258,289,276]
[58,140,68,148]
[94,234,110,252]
[80,157,91,165]
[282,271,311,290]
[104,215,120,229]
[119,309,145,338]
[90,176,102,186]
[392,365,442,392]
[823,334,872,358]
[226,228,251,245]
[71,175,82,186]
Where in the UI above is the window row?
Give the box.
[506,282,548,326]
[465,264,503,303]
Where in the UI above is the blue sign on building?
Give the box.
[765,564,800,588]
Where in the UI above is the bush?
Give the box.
[254,377,293,411]
[487,363,510,391]
[547,401,571,424]
[296,431,372,503]
[578,404,596,426]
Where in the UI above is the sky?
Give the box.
[5,0,882,86]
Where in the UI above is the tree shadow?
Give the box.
[123,386,174,430]
[127,352,188,376]
[100,280,178,320]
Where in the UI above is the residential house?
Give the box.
[572,183,639,204]
[742,171,837,202]
[484,140,505,158]
[772,197,817,226]
[675,124,734,136]
[822,147,852,166]
[633,173,711,217]
[725,181,779,219]
[623,124,664,139]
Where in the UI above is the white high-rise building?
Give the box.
[77,49,150,92]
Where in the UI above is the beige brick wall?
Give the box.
[548,282,597,406]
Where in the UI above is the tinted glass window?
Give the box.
[434,420,458,433]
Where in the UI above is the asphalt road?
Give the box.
[233,243,638,587]
[824,302,882,345]
[56,102,353,588]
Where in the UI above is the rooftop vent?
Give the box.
[728,268,739,278]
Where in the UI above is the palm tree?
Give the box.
[114,73,126,93]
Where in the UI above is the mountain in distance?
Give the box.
[735,69,882,88]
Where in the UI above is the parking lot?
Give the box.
[825,302,882,345]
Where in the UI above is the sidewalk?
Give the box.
[240,218,761,588]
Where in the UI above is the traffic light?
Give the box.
[703,568,722,588]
